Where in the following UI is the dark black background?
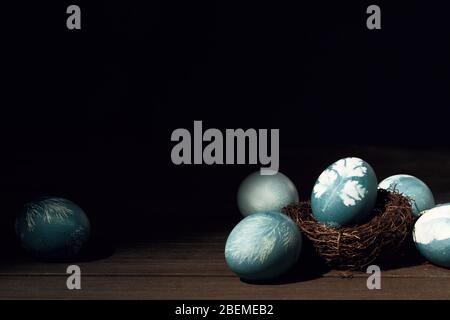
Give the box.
[1,1,450,245]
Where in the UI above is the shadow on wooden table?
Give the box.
[0,233,116,268]
[75,234,116,263]
[375,239,426,271]
[242,239,426,285]
[241,243,330,285]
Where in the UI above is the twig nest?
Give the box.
[283,189,414,270]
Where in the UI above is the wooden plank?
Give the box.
[2,229,450,299]
[2,240,450,278]
[1,275,450,300]
[1,258,449,278]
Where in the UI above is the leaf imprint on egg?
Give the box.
[313,158,367,207]
[24,198,74,232]
[226,215,296,265]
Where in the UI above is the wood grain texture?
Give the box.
[1,275,450,300]
[1,231,450,299]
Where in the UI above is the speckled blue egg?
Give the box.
[237,171,299,217]
[413,205,450,268]
[225,211,302,281]
[15,197,91,260]
[378,174,435,217]
[311,157,378,227]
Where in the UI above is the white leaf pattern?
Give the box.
[340,180,366,206]
[279,223,296,249]
[313,169,337,198]
[258,230,277,263]
[333,158,367,178]
[24,198,74,232]
[313,157,368,206]
[226,214,296,265]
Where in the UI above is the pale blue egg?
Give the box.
[225,212,302,281]
[237,171,299,217]
[378,174,435,217]
[413,205,450,268]
[311,157,378,227]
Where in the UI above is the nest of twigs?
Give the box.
[283,189,414,270]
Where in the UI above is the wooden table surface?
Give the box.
[1,230,450,300]
[2,145,450,300]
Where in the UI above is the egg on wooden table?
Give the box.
[378,174,435,217]
[15,197,91,260]
[413,204,450,268]
[225,211,302,281]
[311,157,378,227]
[237,171,299,217]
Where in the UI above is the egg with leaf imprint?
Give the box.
[413,204,450,268]
[225,211,302,281]
[311,157,378,227]
[15,197,91,260]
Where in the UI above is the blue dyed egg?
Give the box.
[225,212,302,281]
[413,205,450,268]
[311,157,378,227]
[237,171,299,217]
[378,174,435,217]
[15,197,91,260]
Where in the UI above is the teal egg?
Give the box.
[225,212,302,281]
[311,157,378,227]
[237,171,299,217]
[15,197,91,260]
[413,205,450,268]
[378,174,435,217]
